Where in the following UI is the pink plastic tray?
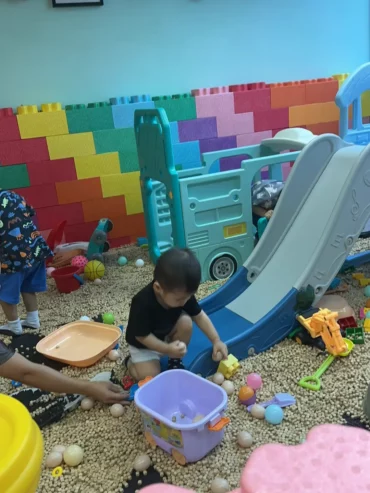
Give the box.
[36,321,121,367]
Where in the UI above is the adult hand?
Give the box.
[212,340,228,362]
[167,341,187,359]
[86,381,130,404]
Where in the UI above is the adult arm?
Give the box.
[0,352,129,404]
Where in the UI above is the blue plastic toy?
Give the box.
[264,404,284,425]
[118,256,128,266]
[364,286,370,297]
[86,218,113,262]
[11,381,22,388]
[336,63,370,146]
[328,277,341,290]
[134,109,302,282]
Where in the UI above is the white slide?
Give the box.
[187,134,370,376]
[228,136,370,322]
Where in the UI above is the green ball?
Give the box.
[102,312,115,325]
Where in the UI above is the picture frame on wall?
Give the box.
[52,0,103,7]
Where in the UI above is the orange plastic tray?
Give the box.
[36,321,121,367]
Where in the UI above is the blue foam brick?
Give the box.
[112,101,155,129]
[170,122,179,144]
[173,141,201,168]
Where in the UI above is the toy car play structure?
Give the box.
[134,62,370,377]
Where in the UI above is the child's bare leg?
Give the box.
[21,293,40,329]
[0,301,22,335]
[169,314,193,345]
[128,359,161,381]
[167,314,193,370]
[22,292,38,312]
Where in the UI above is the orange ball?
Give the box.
[238,386,254,402]
[366,299,370,308]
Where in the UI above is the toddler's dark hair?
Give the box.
[154,248,201,293]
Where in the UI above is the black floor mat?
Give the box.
[122,466,165,492]
[342,412,370,431]
[11,387,81,428]
[9,333,67,371]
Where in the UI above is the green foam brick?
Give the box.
[1,164,30,189]
[153,94,196,121]
[93,128,137,154]
[66,106,114,133]
[118,151,139,173]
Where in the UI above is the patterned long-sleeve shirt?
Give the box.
[0,190,52,274]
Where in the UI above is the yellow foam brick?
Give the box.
[17,111,68,139]
[124,193,144,215]
[101,172,142,214]
[332,73,349,88]
[75,152,120,179]
[47,133,95,160]
[362,91,370,118]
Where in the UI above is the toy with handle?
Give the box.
[298,354,336,391]
[246,392,296,412]
[299,338,354,391]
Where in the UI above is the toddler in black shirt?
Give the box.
[125,248,228,381]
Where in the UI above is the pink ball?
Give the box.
[246,373,262,390]
[71,255,88,269]
[46,267,55,277]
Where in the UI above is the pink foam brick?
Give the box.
[242,424,370,493]
[237,130,272,146]
[216,112,254,137]
[195,93,234,118]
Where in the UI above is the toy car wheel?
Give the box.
[106,220,113,232]
[209,254,237,281]
[91,253,104,262]
[172,449,186,466]
[91,230,107,246]
[145,431,157,449]
[103,241,110,253]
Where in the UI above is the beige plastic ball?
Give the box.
[45,451,63,469]
[80,397,94,411]
[110,403,125,418]
[213,372,225,385]
[221,380,234,396]
[51,444,66,454]
[63,445,84,467]
[237,431,253,448]
[210,477,230,493]
[94,278,102,285]
[133,454,151,472]
[250,404,266,419]
[108,350,120,361]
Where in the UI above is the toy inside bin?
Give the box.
[135,370,230,465]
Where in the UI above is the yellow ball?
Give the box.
[84,260,105,281]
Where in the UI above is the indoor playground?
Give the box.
[3,1,370,492]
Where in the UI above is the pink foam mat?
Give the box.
[141,424,370,493]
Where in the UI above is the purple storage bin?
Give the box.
[135,370,229,464]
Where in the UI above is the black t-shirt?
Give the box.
[0,340,14,366]
[126,282,202,349]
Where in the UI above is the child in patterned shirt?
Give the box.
[0,190,52,335]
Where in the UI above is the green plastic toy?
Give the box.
[298,338,354,391]
[102,312,115,325]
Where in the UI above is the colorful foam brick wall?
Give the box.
[1,72,367,246]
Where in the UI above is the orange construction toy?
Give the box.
[296,308,347,356]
